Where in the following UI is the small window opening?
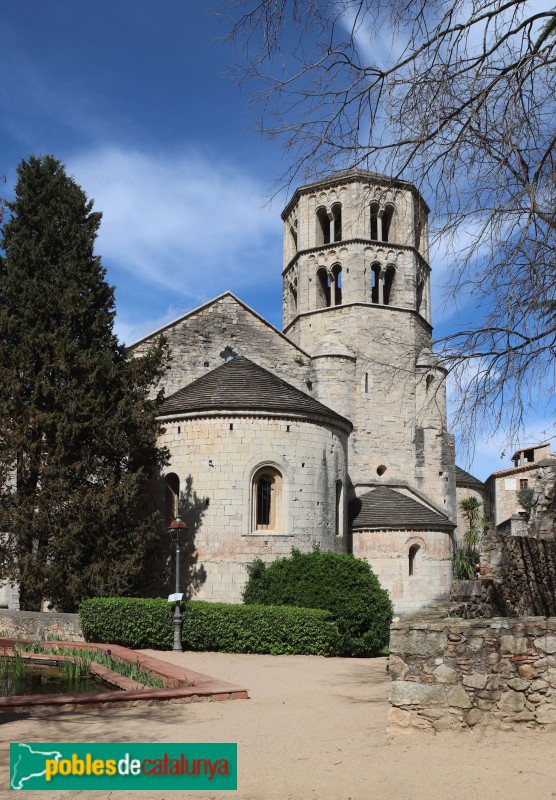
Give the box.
[416,280,424,314]
[177,426,181,434]
[370,263,381,304]
[382,205,395,242]
[290,220,298,252]
[364,373,369,393]
[331,264,342,306]
[331,203,342,242]
[253,467,282,531]
[409,544,420,576]
[289,279,298,314]
[370,202,380,240]
[286,425,291,432]
[220,347,236,362]
[383,265,395,305]
[377,465,387,476]
[519,478,529,489]
[316,207,330,246]
[335,480,344,537]
[230,423,234,430]
[317,267,331,308]
[524,449,535,463]
[164,473,180,526]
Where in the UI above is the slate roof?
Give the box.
[455,465,484,489]
[159,356,352,431]
[349,487,454,532]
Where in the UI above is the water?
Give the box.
[0,661,119,696]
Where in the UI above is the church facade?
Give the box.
[133,170,457,615]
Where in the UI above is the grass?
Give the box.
[12,643,169,689]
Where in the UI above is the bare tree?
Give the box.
[224,0,556,452]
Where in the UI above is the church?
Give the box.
[133,170,457,615]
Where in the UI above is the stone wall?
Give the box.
[389,614,556,732]
[0,610,83,642]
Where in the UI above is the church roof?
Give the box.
[159,356,353,432]
[455,465,484,489]
[349,487,454,531]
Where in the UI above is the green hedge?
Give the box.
[243,549,393,657]
[79,597,339,656]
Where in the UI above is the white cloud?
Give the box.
[67,146,281,299]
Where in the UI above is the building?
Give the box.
[133,170,457,615]
[485,443,555,535]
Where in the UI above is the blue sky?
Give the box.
[1,1,552,480]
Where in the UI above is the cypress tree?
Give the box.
[0,155,167,611]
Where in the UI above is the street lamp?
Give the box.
[167,517,187,651]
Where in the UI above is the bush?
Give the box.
[79,597,339,656]
[243,549,393,657]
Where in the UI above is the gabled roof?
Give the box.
[349,487,454,532]
[455,465,484,489]
[159,356,352,432]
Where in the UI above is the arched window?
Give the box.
[383,265,395,305]
[409,544,421,576]
[331,264,342,306]
[370,263,381,304]
[290,221,298,252]
[335,480,344,536]
[370,202,380,240]
[382,204,395,242]
[331,203,342,242]
[316,207,330,246]
[252,467,283,531]
[317,267,331,308]
[416,279,424,315]
[289,278,298,314]
[164,473,180,526]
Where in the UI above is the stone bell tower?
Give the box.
[281,170,455,521]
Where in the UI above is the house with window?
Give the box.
[132,170,457,614]
[485,443,555,534]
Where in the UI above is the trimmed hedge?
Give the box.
[79,597,339,656]
[243,549,393,657]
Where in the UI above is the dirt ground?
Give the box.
[1,649,556,800]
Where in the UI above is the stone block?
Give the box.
[463,673,488,690]
[533,635,556,654]
[506,678,530,692]
[433,664,457,684]
[500,635,527,655]
[388,655,409,680]
[390,682,446,707]
[465,708,483,727]
[499,690,526,713]
[535,704,556,724]
[446,685,472,709]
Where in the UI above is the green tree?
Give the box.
[0,155,167,611]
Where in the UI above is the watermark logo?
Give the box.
[10,742,237,790]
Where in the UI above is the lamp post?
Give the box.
[168,517,187,651]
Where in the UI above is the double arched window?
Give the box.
[252,467,283,531]
[370,263,395,305]
[316,264,343,308]
[316,204,342,246]
[370,202,395,242]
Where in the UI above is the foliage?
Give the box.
[454,496,483,579]
[0,155,168,611]
[242,549,393,656]
[226,0,556,449]
[517,487,535,518]
[79,596,339,656]
[14,641,166,689]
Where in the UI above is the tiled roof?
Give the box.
[349,487,453,531]
[455,466,484,489]
[486,462,551,480]
[159,356,352,431]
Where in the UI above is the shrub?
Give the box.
[243,549,393,657]
[79,597,339,656]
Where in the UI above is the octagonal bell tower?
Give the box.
[281,170,455,522]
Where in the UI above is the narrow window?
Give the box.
[364,373,369,393]
[409,544,420,576]
[164,473,180,526]
[370,202,380,240]
[335,480,344,536]
[317,267,331,308]
[316,207,330,246]
[370,263,381,304]
[331,264,342,306]
[382,205,395,242]
[519,478,528,489]
[416,279,424,314]
[331,203,342,242]
[383,265,395,305]
[289,279,298,313]
[290,219,298,252]
[253,467,283,531]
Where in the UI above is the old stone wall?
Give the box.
[389,614,556,732]
[353,529,451,615]
[0,610,83,642]
[159,414,349,603]
[450,579,506,619]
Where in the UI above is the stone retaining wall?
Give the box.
[0,610,83,642]
[389,614,556,732]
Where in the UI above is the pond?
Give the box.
[0,659,120,697]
